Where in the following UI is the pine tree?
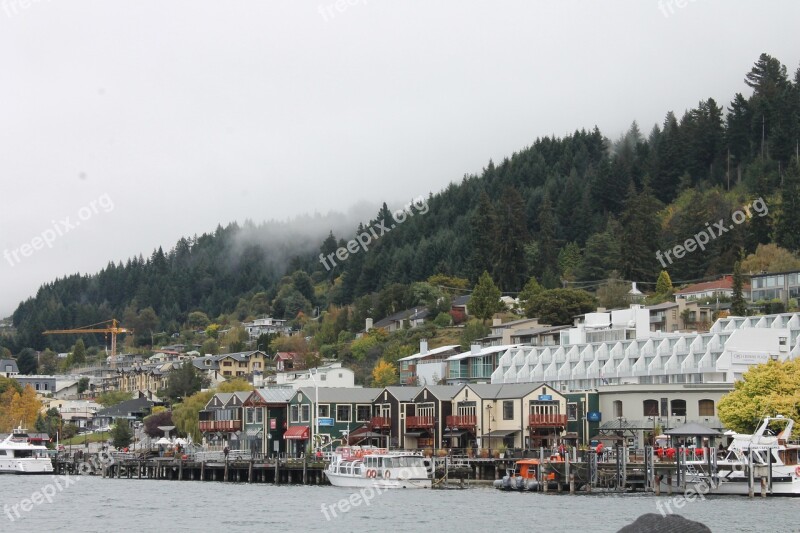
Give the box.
[775,158,800,252]
[537,194,558,277]
[655,270,674,296]
[731,255,747,317]
[469,192,496,280]
[620,183,662,282]
[467,271,503,323]
[494,186,528,291]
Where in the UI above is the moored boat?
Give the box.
[493,457,560,491]
[324,446,431,489]
[662,416,800,496]
[0,427,55,474]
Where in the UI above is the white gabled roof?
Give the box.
[446,344,521,361]
[397,344,460,362]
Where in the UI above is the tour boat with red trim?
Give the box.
[324,446,431,489]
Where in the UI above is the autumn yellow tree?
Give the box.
[372,360,397,387]
[0,384,42,432]
[718,359,800,436]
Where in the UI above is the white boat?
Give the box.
[0,427,55,474]
[324,446,432,489]
[664,416,800,496]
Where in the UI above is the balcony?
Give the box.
[406,416,435,428]
[370,416,391,429]
[446,415,477,428]
[528,414,567,428]
[198,420,242,432]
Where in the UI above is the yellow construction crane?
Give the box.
[43,319,131,368]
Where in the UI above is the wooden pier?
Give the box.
[56,446,771,496]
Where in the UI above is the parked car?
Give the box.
[76,427,92,435]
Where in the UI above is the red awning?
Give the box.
[283,426,309,440]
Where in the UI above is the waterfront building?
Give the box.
[492,310,799,391]
[449,383,568,451]
[199,391,251,450]
[404,385,460,450]
[286,387,382,456]
[242,388,293,456]
[368,386,423,449]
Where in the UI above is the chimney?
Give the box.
[471,343,481,355]
[365,318,373,332]
[420,339,428,354]
[492,318,501,327]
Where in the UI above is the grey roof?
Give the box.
[492,317,542,328]
[373,307,428,329]
[296,387,382,403]
[664,422,722,437]
[95,397,154,418]
[252,388,294,403]
[382,386,423,402]
[464,382,548,400]
[0,359,19,373]
[192,355,220,370]
[451,295,470,306]
[419,385,463,400]
[646,302,679,311]
[217,350,267,362]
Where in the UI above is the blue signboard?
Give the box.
[587,411,602,422]
[318,417,334,427]
[538,394,552,401]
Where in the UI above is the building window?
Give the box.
[301,405,311,423]
[35,383,40,390]
[613,400,623,418]
[256,408,263,424]
[290,405,299,423]
[318,404,330,418]
[698,399,715,417]
[670,399,686,417]
[356,405,371,422]
[246,408,254,424]
[503,400,514,420]
[567,403,578,421]
[336,405,351,422]
[321,374,327,381]
[643,400,659,416]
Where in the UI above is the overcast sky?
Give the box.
[1,0,798,318]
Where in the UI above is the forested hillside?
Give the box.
[5,53,800,353]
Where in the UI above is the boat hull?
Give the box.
[660,474,800,496]
[0,459,55,474]
[324,472,431,489]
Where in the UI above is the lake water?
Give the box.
[1,475,798,532]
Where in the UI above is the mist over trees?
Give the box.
[6,53,800,352]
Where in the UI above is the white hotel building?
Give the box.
[489,307,800,438]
